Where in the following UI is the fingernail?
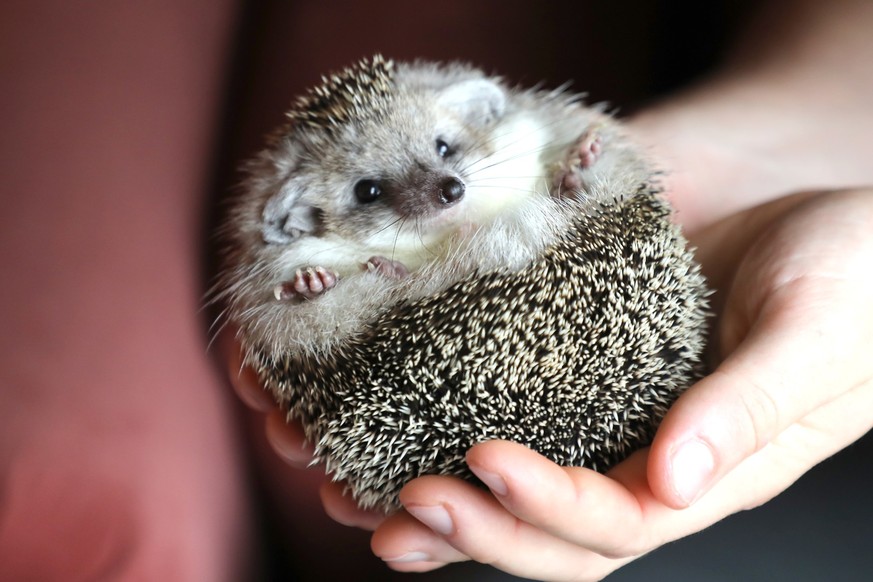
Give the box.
[670,438,716,506]
[406,504,454,536]
[383,551,432,563]
[227,359,275,413]
[265,412,314,467]
[468,465,508,496]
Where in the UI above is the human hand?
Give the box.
[222,187,873,579]
[359,189,873,579]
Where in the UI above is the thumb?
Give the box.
[648,190,873,509]
[647,274,869,509]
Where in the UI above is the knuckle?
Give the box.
[597,538,649,561]
[453,518,522,568]
[733,370,782,451]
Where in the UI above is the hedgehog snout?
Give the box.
[396,171,466,218]
[438,176,465,205]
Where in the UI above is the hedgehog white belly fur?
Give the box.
[216,56,710,512]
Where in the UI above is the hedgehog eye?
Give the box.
[354,179,383,204]
[435,139,454,159]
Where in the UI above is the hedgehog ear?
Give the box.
[261,180,319,244]
[437,78,506,126]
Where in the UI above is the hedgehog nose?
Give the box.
[438,177,465,205]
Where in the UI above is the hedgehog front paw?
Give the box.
[554,129,602,197]
[363,255,410,279]
[274,266,339,301]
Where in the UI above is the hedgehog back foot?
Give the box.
[556,129,603,196]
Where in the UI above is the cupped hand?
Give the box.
[223,189,873,581]
[365,189,873,580]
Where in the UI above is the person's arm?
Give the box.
[632,0,873,232]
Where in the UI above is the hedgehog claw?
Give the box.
[364,256,409,279]
[274,266,338,301]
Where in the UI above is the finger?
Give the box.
[649,198,873,508]
[462,439,805,563]
[382,559,450,574]
[319,480,387,531]
[371,509,465,571]
[650,323,861,509]
[393,475,631,582]
[264,409,315,468]
[464,440,650,558]
[464,441,777,560]
[225,342,275,413]
[381,387,873,582]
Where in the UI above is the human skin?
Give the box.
[363,188,873,579]
[631,0,873,233]
[234,189,873,579]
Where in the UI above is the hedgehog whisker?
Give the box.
[461,134,564,177]
[459,139,551,177]
[460,115,568,170]
[464,141,564,178]
[413,219,431,258]
[410,217,442,260]
[301,242,355,265]
[464,184,544,196]
[373,216,405,238]
[465,178,548,188]
[206,304,230,336]
[467,175,550,181]
[390,217,406,262]
[459,116,569,175]
[299,216,405,266]
[206,310,231,354]
[458,127,542,174]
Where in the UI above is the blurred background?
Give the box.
[3,1,871,581]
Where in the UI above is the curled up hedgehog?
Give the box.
[216,55,710,512]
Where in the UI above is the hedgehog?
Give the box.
[215,56,710,512]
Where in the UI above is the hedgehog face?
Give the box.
[309,103,475,247]
[261,65,524,255]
